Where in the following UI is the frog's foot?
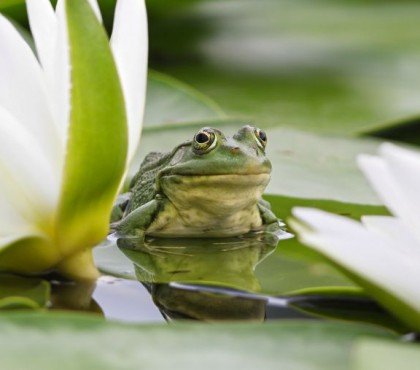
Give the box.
[116,235,145,250]
[264,221,284,234]
[258,202,279,225]
[258,203,287,232]
[112,199,164,240]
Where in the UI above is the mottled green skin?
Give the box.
[112,125,279,239]
[127,146,189,213]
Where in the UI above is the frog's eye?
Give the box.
[193,129,217,153]
[254,128,267,149]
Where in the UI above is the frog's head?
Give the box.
[160,125,271,177]
[158,125,271,219]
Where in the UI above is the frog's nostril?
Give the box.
[230,146,240,154]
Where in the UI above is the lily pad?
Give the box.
[154,0,420,138]
[352,339,420,370]
[0,274,50,309]
[144,70,224,127]
[0,312,395,370]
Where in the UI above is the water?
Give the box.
[49,229,406,332]
[50,276,164,322]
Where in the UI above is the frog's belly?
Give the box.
[148,173,269,237]
[146,202,263,238]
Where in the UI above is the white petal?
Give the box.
[26,0,57,80]
[292,207,420,312]
[0,106,58,227]
[358,152,420,243]
[52,0,70,149]
[111,0,148,162]
[86,0,103,23]
[361,215,420,259]
[0,195,31,236]
[380,143,420,224]
[0,13,61,172]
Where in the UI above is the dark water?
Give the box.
[48,229,406,332]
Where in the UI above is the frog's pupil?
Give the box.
[259,130,267,141]
[196,132,209,144]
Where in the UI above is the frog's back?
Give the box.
[126,151,172,213]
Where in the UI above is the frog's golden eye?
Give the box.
[254,128,267,149]
[193,129,217,153]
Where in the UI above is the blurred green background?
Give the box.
[0,1,418,366]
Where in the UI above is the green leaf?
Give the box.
[0,1,28,27]
[0,312,395,370]
[154,1,420,138]
[56,0,127,276]
[144,70,224,128]
[263,129,384,205]
[265,195,388,223]
[255,236,355,295]
[352,339,420,370]
[0,274,50,309]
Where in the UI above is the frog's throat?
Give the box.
[160,173,270,212]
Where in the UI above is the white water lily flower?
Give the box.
[0,0,147,279]
[292,143,420,330]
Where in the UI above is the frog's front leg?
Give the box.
[113,198,167,240]
[258,198,272,210]
[258,201,284,228]
[257,199,276,224]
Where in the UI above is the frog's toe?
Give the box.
[116,234,145,250]
[109,221,119,234]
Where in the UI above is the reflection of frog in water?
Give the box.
[119,233,282,321]
[112,125,281,239]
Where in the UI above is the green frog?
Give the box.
[111,125,280,239]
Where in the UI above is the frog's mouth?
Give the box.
[161,173,270,187]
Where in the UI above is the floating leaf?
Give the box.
[144,70,224,128]
[0,312,395,370]
[154,0,420,138]
[352,339,420,370]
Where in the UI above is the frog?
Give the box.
[111,125,280,239]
